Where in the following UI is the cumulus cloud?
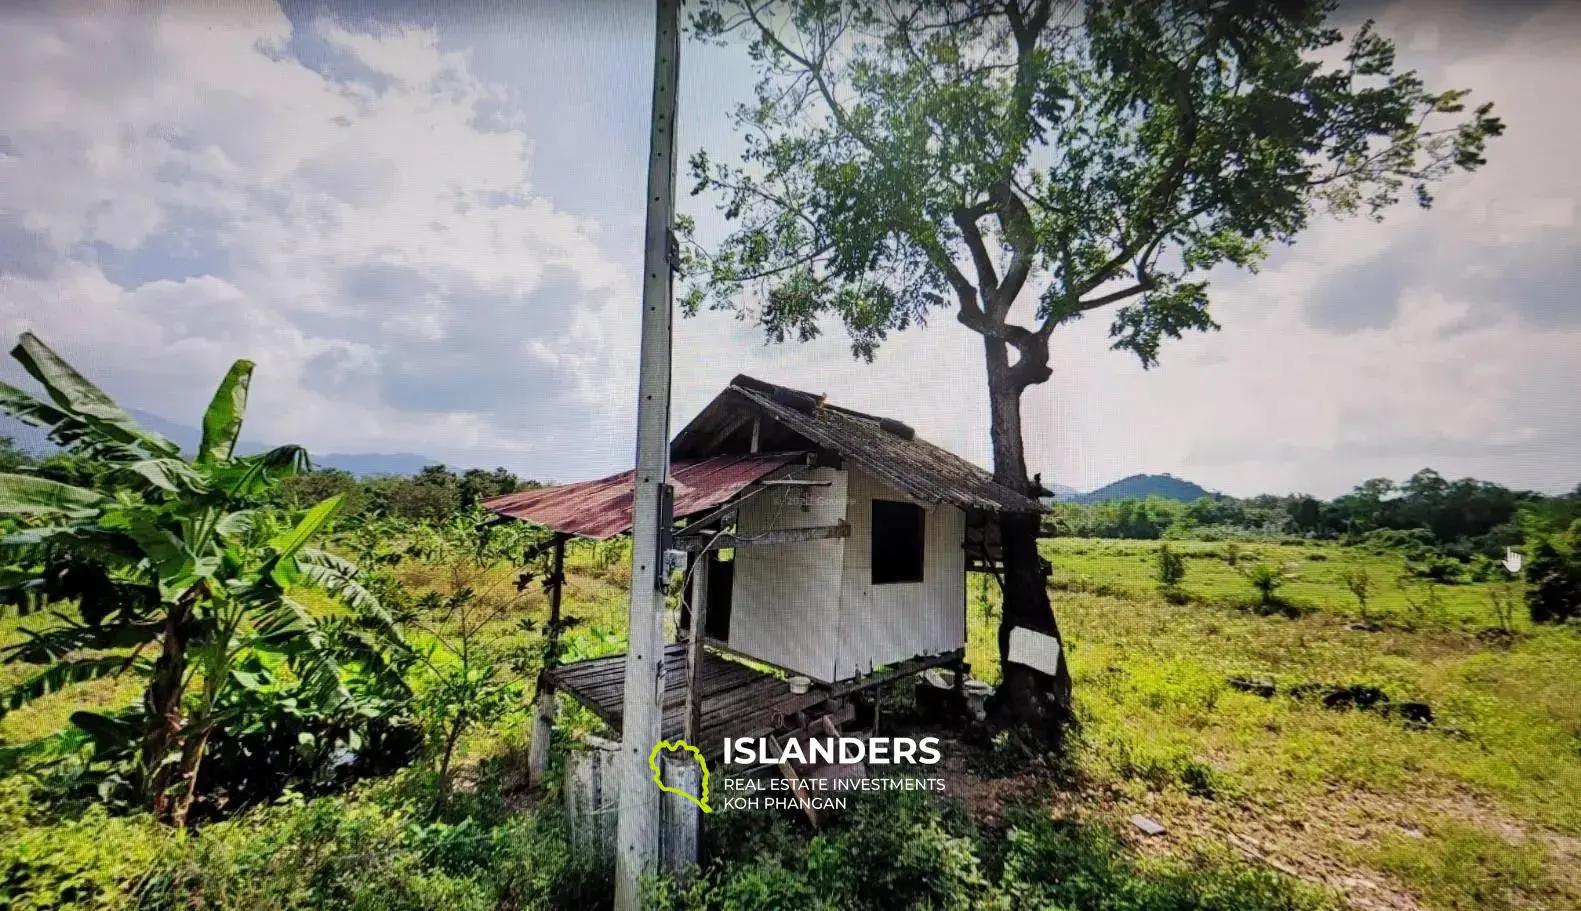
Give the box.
[0,0,1575,498]
[0,0,638,476]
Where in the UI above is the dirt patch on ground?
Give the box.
[939,750,1576,911]
[1079,784,1575,910]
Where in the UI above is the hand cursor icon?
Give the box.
[1503,549,1523,574]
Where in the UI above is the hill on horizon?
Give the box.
[1074,473,1213,503]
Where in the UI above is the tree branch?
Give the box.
[744,3,883,160]
[988,182,1036,316]
[951,203,999,296]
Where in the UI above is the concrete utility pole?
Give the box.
[614,0,680,906]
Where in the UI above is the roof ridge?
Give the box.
[729,374,914,439]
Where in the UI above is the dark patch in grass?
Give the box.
[1228,676,1278,698]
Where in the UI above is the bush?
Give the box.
[1526,539,1581,624]
[134,784,606,911]
[652,788,1328,911]
[0,779,170,911]
[140,793,491,911]
[1239,563,1296,611]
[1155,544,1187,590]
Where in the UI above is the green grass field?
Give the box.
[4,535,1578,909]
[956,538,1580,911]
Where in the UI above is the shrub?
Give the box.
[133,785,605,911]
[1239,563,1296,611]
[1526,539,1581,624]
[653,789,1328,911]
[1341,568,1372,622]
[0,779,170,911]
[1155,544,1187,590]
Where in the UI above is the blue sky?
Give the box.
[0,0,1577,497]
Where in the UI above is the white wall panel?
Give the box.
[726,467,847,681]
[834,469,966,680]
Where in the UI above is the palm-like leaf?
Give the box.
[296,547,405,646]
[198,360,254,465]
[10,332,180,459]
[0,656,148,718]
[3,615,162,664]
[206,445,309,499]
[119,459,209,495]
[0,473,108,518]
[266,496,343,587]
[0,381,149,463]
[250,593,350,707]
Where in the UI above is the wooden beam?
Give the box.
[826,648,966,700]
[768,734,822,830]
[681,520,850,553]
[683,552,710,744]
[749,416,761,453]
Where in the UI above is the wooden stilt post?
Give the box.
[684,550,710,744]
[528,534,567,788]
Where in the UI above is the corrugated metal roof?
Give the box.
[480,451,806,539]
[673,375,1042,515]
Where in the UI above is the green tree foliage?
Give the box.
[682,0,1500,737]
[0,334,402,825]
[278,467,369,515]
[0,436,32,473]
[1525,537,1580,624]
[363,468,461,521]
[1239,562,1296,610]
[458,467,523,508]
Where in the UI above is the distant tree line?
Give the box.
[1047,468,1581,622]
[0,435,535,522]
[275,464,535,520]
[1049,468,1567,554]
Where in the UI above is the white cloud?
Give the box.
[0,1,638,473]
[0,0,1575,498]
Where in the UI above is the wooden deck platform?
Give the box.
[545,644,833,759]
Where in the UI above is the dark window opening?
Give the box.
[871,499,925,585]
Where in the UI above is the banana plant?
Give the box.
[0,333,403,826]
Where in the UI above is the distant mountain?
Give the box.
[1039,482,1082,503]
[1074,474,1212,504]
[0,409,445,478]
[314,452,439,477]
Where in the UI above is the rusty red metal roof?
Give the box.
[480,451,807,539]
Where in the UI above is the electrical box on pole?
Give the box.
[614,0,680,907]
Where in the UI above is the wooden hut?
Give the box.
[483,375,1041,763]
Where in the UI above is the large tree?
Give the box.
[679,0,1500,739]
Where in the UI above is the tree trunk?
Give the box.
[983,337,1073,744]
[169,724,213,829]
[142,601,190,818]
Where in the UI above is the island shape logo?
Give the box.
[648,739,712,813]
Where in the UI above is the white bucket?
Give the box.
[788,676,811,695]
